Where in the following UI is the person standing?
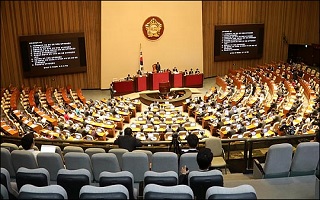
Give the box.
[114,127,142,151]
[156,62,161,73]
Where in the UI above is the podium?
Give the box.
[183,73,204,88]
[170,72,183,88]
[134,75,147,92]
[147,72,170,90]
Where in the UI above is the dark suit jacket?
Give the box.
[156,63,161,72]
[114,135,142,152]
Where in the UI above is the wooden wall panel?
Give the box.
[0,1,101,89]
[203,1,319,78]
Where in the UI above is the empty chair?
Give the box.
[16,167,50,191]
[109,148,129,170]
[132,150,153,168]
[0,168,18,199]
[1,184,9,200]
[143,184,194,199]
[64,152,93,181]
[290,142,319,176]
[179,153,199,173]
[91,153,121,181]
[84,147,105,158]
[99,171,136,200]
[79,184,129,200]
[0,148,15,178]
[144,171,178,186]
[122,152,149,191]
[206,184,257,199]
[205,137,227,173]
[37,152,65,182]
[253,143,293,179]
[11,150,38,173]
[18,184,67,199]
[151,152,178,174]
[188,170,224,200]
[62,146,84,155]
[57,168,91,200]
[1,143,19,152]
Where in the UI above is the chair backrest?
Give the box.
[37,152,65,181]
[188,170,224,200]
[16,167,50,191]
[18,184,68,199]
[144,171,178,186]
[0,168,18,199]
[0,143,19,152]
[64,152,93,181]
[205,137,223,157]
[133,149,153,167]
[151,152,178,174]
[1,184,9,200]
[91,153,121,181]
[99,171,135,200]
[108,148,129,170]
[143,184,194,199]
[0,148,15,178]
[79,184,129,200]
[84,147,105,158]
[122,152,149,183]
[290,142,320,176]
[179,153,199,173]
[62,146,84,155]
[263,143,293,178]
[11,150,38,173]
[206,184,257,199]
[57,168,91,200]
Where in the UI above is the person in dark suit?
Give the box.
[114,127,142,151]
[156,62,161,72]
[182,134,199,153]
[34,91,40,107]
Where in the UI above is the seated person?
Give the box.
[114,127,142,151]
[183,69,188,75]
[125,74,132,80]
[179,148,214,185]
[173,67,178,73]
[189,68,194,75]
[182,134,199,153]
[195,68,200,74]
[137,69,143,75]
[21,132,40,158]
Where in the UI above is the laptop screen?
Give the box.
[40,145,56,153]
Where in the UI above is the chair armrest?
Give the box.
[253,159,265,179]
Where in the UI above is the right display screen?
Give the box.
[214,24,264,61]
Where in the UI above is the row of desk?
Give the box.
[111,72,203,96]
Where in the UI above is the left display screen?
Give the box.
[20,32,87,78]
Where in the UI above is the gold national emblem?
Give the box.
[142,16,164,41]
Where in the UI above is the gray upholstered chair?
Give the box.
[0,168,18,199]
[108,148,129,170]
[290,142,319,176]
[0,148,15,178]
[1,184,9,200]
[133,150,153,168]
[37,152,65,182]
[151,152,178,174]
[205,137,227,174]
[205,184,257,199]
[79,184,129,199]
[179,153,199,174]
[16,167,50,191]
[91,153,121,181]
[84,147,105,158]
[99,171,137,200]
[11,150,38,173]
[18,184,68,199]
[253,143,293,179]
[57,168,91,200]
[143,184,194,199]
[64,152,93,181]
[188,170,224,200]
[144,171,178,186]
[62,146,84,155]
[0,143,19,152]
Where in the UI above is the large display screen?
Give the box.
[214,24,264,61]
[20,32,87,77]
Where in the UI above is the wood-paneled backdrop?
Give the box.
[1,1,101,89]
[1,1,319,89]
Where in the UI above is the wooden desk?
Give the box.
[134,75,148,92]
[76,89,86,105]
[216,76,228,90]
[147,72,170,90]
[1,120,19,137]
[170,73,183,88]
[46,87,54,106]
[111,80,135,96]
[34,108,58,126]
[184,73,203,88]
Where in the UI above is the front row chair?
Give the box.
[1,184,9,200]
[0,168,18,199]
[144,171,178,187]
[206,184,257,199]
[16,167,50,191]
[18,184,68,199]
[143,184,194,200]
[79,184,129,200]
[253,143,293,179]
